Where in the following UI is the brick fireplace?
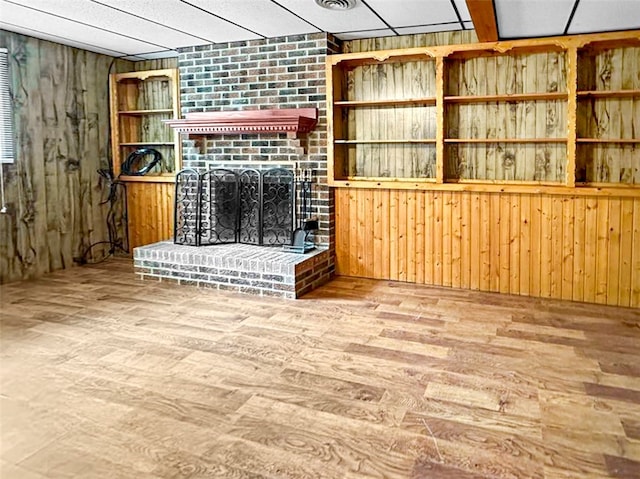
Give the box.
[133,33,340,298]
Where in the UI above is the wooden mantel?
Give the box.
[163,108,318,140]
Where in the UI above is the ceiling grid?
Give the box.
[0,0,637,59]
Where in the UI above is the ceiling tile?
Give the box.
[567,0,640,34]
[275,0,386,33]
[335,29,396,40]
[453,0,472,22]
[0,21,125,56]
[494,0,576,38]
[0,0,161,55]
[95,0,261,44]
[13,0,210,49]
[395,23,463,35]
[185,0,319,38]
[365,0,459,28]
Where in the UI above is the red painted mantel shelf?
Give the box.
[163,108,318,139]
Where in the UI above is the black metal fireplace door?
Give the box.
[174,167,296,247]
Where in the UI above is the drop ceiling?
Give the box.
[0,0,638,60]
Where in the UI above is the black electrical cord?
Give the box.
[121,148,162,176]
[76,169,129,264]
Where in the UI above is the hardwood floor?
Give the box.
[1,258,639,478]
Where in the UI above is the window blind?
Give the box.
[0,48,14,164]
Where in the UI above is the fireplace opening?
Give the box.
[174,167,307,247]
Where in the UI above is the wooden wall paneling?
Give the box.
[460,191,471,289]
[595,197,610,304]
[498,193,510,294]
[561,196,575,301]
[583,197,598,303]
[480,192,491,290]
[518,194,531,297]
[348,188,359,276]
[125,182,174,250]
[372,189,383,279]
[529,195,542,297]
[451,191,463,288]
[632,198,640,307]
[549,196,563,298]
[389,189,399,280]
[362,188,374,278]
[606,198,622,304]
[572,196,586,302]
[0,31,122,283]
[618,198,634,306]
[424,191,434,285]
[335,188,350,275]
[406,189,416,283]
[414,190,425,284]
[433,191,444,286]
[538,196,551,298]
[508,194,520,295]
[332,189,639,307]
[489,193,500,291]
[442,191,452,287]
[344,30,477,53]
[469,192,480,290]
[20,40,48,278]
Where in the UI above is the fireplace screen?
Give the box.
[174,167,296,247]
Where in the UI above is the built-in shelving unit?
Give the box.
[109,68,180,181]
[326,30,640,192]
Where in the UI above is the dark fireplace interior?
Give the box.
[174,167,309,248]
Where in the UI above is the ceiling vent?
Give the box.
[315,0,357,10]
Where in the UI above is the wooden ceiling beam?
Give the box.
[465,0,498,42]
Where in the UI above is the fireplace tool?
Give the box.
[283,168,317,254]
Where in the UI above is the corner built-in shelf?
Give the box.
[109,68,180,178]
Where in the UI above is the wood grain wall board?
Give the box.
[125,182,174,250]
[0,31,129,283]
[344,30,478,53]
[334,189,640,307]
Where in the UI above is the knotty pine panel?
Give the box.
[125,182,174,250]
[335,188,640,308]
[0,30,133,283]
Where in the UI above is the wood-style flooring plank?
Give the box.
[1,258,639,478]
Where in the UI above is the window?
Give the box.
[0,48,14,164]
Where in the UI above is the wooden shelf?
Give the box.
[119,142,175,147]
[110,68,181,178]
[445,138,567,144]
[118,174,176,183]
[444,92,567,103]
[118,109,174,116]
[327,30,640,189]
[341,176,436,182]
[334,97,436,107]
[164,108,318,137]
[577,138,640,144]
[577,90,640,99]
[335,139,436,144]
